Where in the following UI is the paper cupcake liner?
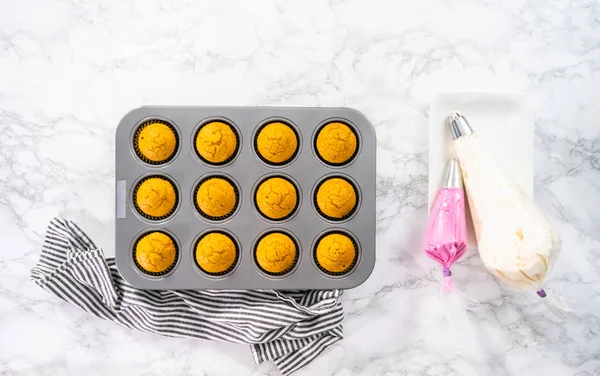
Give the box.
[254,121,300,166]
[254,175,300,222]
[314,121,360,167]
[253,231,300,277]
[313,230,359,276]
[194,120,240,166]
[193,231,240,276]
[193,175,240,222]
[133,119,180,165]
[132,231,179,277]
[313,176,359,222]
[132,175,179,221]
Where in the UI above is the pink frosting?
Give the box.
[423,188,468,292]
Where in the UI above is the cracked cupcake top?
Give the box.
[255,177,298,220]
[316,122,357,164]
[196,177,237,219]
[135,177,177,218]
[136,121,177,163]
[255,122,298,164]
[316,177,357,219]
[195,121,238,164]
[195,232,237,274]
[135,232,177,274]
[315,233,356,274]
[255,232,297,274]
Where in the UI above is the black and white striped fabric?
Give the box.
[30,218,344,375]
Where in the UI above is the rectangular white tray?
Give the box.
[428,92,534,248]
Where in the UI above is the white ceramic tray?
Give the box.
[428,92,534,248]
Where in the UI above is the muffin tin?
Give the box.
[115,106,376,289]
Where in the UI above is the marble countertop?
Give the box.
[1,0,599,375]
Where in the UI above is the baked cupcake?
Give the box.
[315,122,358,165]
[134,120,178,164]
[195,121,239,165]
[255,176,298,220]
[134,176,178,220]
[314,232,357,275]
[195,232,238,275]
[255,122,298,165]
[195,176,238,220]
[315,177,357,220]
[134,231,178,276]
[255,232,298,275]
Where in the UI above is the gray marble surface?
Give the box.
[1,0,599,375]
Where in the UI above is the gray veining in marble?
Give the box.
[0,0,599,375]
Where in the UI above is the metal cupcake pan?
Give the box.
[115,106,376,289]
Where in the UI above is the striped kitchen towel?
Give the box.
[30,218,344,375]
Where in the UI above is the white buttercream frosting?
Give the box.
[455,133,562,291]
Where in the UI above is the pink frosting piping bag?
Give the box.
[423,158,468,292]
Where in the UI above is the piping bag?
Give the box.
[423,158,468,293]
[447,112,572,318]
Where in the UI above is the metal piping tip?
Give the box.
[447,111,474,140]
[443,158,463,189]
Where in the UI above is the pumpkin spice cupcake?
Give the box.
[255,122,299,165]
[134,176,178,220]
[134,120,179,164]
[315,122,358,165]
[314,231,357,275]
[195,121,239,165]
[194,231,239,275]
[134,231,178,276]
[194,176,239,220]
[255,176,299,220]
[315,176,358,220]
[255,232,298,275]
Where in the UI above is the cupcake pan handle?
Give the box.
[116,180,127,219]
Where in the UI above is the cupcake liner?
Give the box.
[254,175,300,222]
[253,231,300,277]
[132,231,180,277]
[313,176,359,222]
[133,119,180,165]
[254,121,300,166]
[194,120,240,166]
[132,175,179,221]
[193,175,240,221]
[314,121,360,167]
[313,230,359,277]
[193,231,240,277]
